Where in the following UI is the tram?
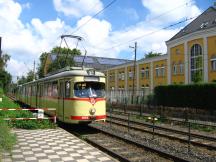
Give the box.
[16,67,106,124]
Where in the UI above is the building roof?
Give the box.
[168,6,216,42]
[48,53,132,71]
[105,54,168,71]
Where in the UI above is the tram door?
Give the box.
[58,80,65,121]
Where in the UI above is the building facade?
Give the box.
[105,6,216,91]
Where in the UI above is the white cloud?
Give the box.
[0,0,73,79]
[53,0,103,18]
[0,0,203,79]
[123,8,139,21]
[21,2,31,9]
[7,59,31,80]
[141,0,201,25]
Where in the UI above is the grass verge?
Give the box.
[0,88,56,160]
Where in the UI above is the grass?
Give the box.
[0,88,56,129]
[0,88,56,161]
[0,121,16,152]
[0,95,20,109]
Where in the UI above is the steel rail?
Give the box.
[89,124,189,162]
[107,114,216,143]
[106,118,216,150]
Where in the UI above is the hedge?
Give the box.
[154,83,216,111]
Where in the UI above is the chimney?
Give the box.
[0,37,2,58]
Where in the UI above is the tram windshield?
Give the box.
[74,82,105,98]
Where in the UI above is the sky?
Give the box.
[0,0,214,81]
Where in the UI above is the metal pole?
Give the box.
[33,60,35,81]
[152,117,155,140]
[0,37,2,58]
[188,121,191,153]
[110,107,112,128]
[128,113,130,133]
[129,42,137,104]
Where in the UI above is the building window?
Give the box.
[141,68,145,78]
[129,71,133,79]
[118,73,121,80]
[190,44,203,82]
[211,57,216,71]
[146,67,149,79]
[176,49,180,55]
[155,66,159,77]
[173,64,177,75]
[161,67,165,76]
[121,73,125,80]
[179,63,184,74]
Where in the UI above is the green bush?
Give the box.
[0,111,56,129]
[154,83,216,111]
[0,120,16,152]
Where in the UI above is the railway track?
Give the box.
[85,132,174,162]
[60,122,190,161]
[89,121,216,162]
[106,113,216,150]
[110,109,216,128]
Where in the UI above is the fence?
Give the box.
[0,108,57,123]
[106,88,150,105]
[106,90,216,122]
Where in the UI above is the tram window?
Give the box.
[48,84,52,97]
[28,86,31,96]
[74,82,105,98]
[65,81,70,98]
[44,84,48,96]
[52,82,58,97]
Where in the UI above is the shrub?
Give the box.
[0,120,16,153]
[154,83,216,111]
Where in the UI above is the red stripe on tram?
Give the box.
[71,115,106,120]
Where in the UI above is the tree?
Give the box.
[17,70,35,85]
[0,53,12,91]
[37,52,48,79]
[37,47,81,78]
[145,51,162,59]
[0,53,10,70]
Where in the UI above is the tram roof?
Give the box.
[20,67,105,86]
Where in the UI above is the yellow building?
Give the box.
[167,6,216,84]
[105,55,167,91]
[105,6,216,91]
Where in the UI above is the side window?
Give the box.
[44,84,48,96]
[65,81,70,98]
[48,84,52,97]
[52,82,58,97]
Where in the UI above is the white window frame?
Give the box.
[211,58,216,71]
[179,63,184,74]
[129,71,133,79]
[145,68,149,79]
[141,68,145,78]
[190,44,203,82]
[173,64,177,75]
[155,67,160,77]
[160,67,165,76]
[121,73,125,80]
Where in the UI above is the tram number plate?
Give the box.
[89,116,96,120]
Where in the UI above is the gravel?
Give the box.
[90,122,216,162]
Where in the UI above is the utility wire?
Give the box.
[71,0,117,34]
[85,0,193,50]
[102,16,197,51]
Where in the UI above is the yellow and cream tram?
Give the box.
[16,67,106,124]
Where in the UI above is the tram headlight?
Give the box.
[89,108,96,115]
